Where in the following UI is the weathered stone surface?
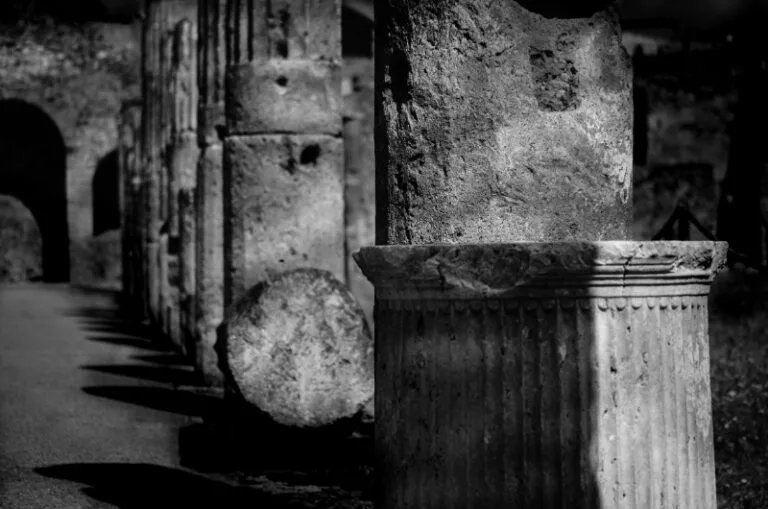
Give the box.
[356,240,724,508]
[343,58,375,332]
[218,268,374,428]
[224,134,345,302]
[197,0,226,145]
[172,19,197,136]
[176,132,200,349]
[196,0,227,384]
[354,241,729,297]
[227,59,342,135]
[0,195,42,283]
[225,0,341,64]
[195,142,225,385]
[375,1,633,245]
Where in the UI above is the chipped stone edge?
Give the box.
[353,241,729,299]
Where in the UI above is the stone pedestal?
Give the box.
[355,241,726,509]
[223,0,345,306]
[195,0,227,385]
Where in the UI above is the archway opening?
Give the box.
[92,149,121,237]
[0,99,70,282]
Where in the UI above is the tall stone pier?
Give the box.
[355,2,725,508]
[141,0,197,333]
[170,18,200,355]
[141,0,164,325]
[159,29,176,340]
[195,0,227,385]
[223,0,345,306]
[118,99,143,316]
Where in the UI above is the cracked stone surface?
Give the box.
[218,268,374,428]
[354,241,729,295]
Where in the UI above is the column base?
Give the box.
[354,241,727,509]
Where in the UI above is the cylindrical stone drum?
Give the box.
[355,241,727,509]
[217,268,373,428]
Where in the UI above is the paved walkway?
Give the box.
[0,283,228,508]
[0,283,372,508]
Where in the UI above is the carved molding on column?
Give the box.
[355,241,727,301]
[198,0,226,146]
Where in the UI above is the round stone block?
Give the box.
[218,268,373,428]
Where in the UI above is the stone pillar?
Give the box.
[141,0,164,325]
[355,2,725,508]
[223,0,345,306]
[119,100,143,313]
[142,0,198,333]
[195,0,226,385]
[171,17,201,356]
[159,28,178,342]
[343,57,376,333]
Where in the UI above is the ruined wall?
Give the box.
[0,20,141,287]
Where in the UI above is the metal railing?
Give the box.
[652,199,765,269]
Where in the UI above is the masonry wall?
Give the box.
[0,21,141,287]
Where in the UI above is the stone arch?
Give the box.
[0,99,70,282]
[92,149,121,237]
[0,194,43,283]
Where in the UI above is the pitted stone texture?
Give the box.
[0,195,42,283]
[172,18,198,136]
[218,268,374,428]
[225,0,341,65]
[375,1,632,244]
[224,134,344,302]
[354,241,729,296]
[198,103,225,147]
[195,143,225,385]
[227,59,342,135]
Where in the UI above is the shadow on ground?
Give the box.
[81,364,198,386]
[81,385,221,417]
[132,352,189,365]
[68,285,374,505]
[35,463,368,508]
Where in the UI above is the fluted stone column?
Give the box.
[195,0,226,386]
[355,2,724,508]
[169,18,200,356]
[223,0,345,306]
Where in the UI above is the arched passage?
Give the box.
[92,149,121,237]
[0,99,70,282]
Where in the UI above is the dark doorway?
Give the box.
[92,149,121,237]
[0,99,70,282]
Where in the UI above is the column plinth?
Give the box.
[355,240,726,509]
